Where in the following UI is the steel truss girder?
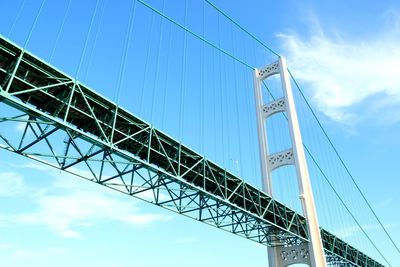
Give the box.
[0,35,383,267]
[0,108,299,246]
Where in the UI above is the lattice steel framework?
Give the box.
[0,35,383,267]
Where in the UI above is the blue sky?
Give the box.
[0,0,399,266]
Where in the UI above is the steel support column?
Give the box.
[253,57,327,267]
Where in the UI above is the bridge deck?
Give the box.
[0,35,383,267]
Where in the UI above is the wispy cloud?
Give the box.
[335,222,398,239]
[13,246,66,259]
[373,197,394,209]
[9,160,169,201]
[15,188,170,238]
[278,10,400,124]
[0,172,25,197]
[0,243,11,249]
[15,122,27,133]
[9,162,50,171]
[0,163,171,238]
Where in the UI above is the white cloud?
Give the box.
[10,160,105,180]
[14,246,66,259]
[0,172,25,197]
[10,162,50,171]
[0,243,11,249]
[373,197,394,209]
[51,168,169,202]
[15,122,26,133]
[335,222,398,239]
[2,154,176,239]
[0,151,171,238]
[23,162,52,171]
[15,189,170,238]
[278,12,400,124]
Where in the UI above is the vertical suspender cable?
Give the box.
[222,43,232,171]
[212,48,217,160]
[23,0,47,49]
[111,0,137,144]
[150,0,165,123]
[49,0,72,63]
[8,0,27,37]
[83,0,108,80]
[139,14,154,116]
[160,1,172,130]
[137,1,252,69]
[241,34,257,186]
[229,25,243,178]
[216,15,226,167]
[178,0,188,141]
[74,0,100,79]
[204,0,279,57]
[200,0,205,154]
[115,0,137,104]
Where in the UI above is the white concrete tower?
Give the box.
[253,57,327,267]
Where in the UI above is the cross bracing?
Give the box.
[0,35,384,267]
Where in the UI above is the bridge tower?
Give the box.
[253,57,327,267]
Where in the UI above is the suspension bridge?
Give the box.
[0,0,398,266]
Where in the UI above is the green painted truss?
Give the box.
[0,35,383,267]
